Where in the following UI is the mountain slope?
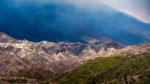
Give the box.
[0,33,124,75]
[0,33,149,83]
[59,53,150,84]
[0,1,149,45]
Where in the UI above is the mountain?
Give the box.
[0,33,149,83]
[0,1,150,45]
[0,33,123,75]
[0,32,16,43]
[0,33,149,74]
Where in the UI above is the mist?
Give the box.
[0,0,149,45]
[2,0,150,23]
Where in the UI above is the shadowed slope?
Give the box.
[0,1,149,45]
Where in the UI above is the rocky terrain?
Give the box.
[0,32,149,77]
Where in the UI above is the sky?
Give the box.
[4,0,150,23]
[66,0,150,23]
[101,0,150,23]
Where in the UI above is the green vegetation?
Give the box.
[59,53,150,84]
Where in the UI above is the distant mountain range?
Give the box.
[0,1,150,45]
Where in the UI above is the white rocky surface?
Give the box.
[0,32,149,75]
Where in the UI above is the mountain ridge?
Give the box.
[0,32,149,75]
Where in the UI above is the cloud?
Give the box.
[4,0,150,23]
[100,0,150,23]
[10,0,102,6]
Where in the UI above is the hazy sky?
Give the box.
[101,0,150,23]
[8,0,150,23]
[66,0,150,23]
